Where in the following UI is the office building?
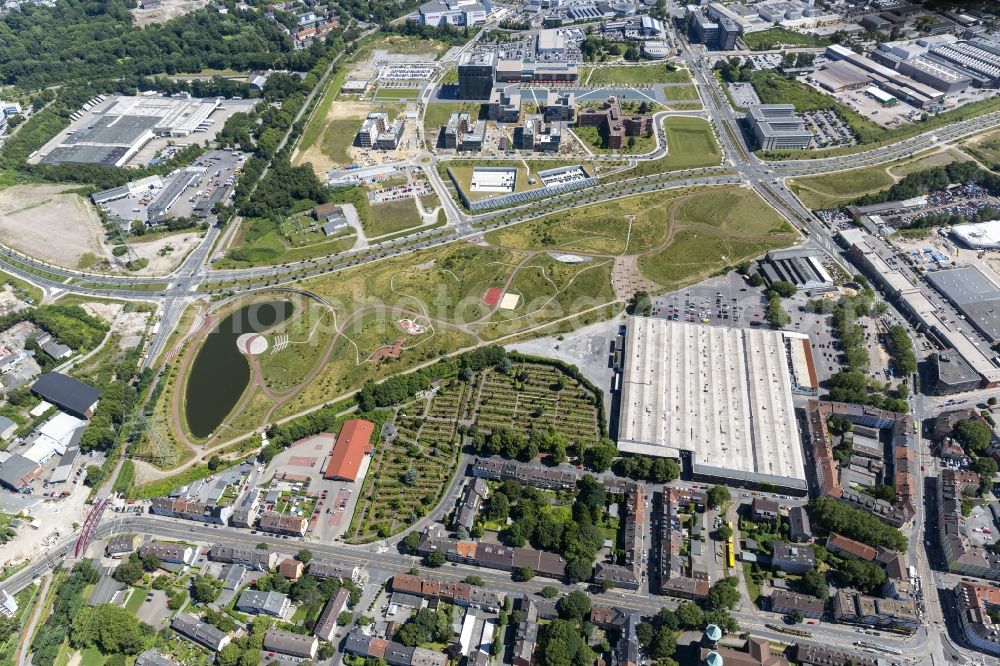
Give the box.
[458,53,496,100]
[356,112,405,151]
[745,105,813,151]
[488,86,522,123]
[418,0,488,27]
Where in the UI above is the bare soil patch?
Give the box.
[0,185,105,268]
[128,231,202,274]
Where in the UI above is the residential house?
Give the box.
[751,497,779,522]
[263,628,318,660]
[235,590,291,618]
[171,613,231,652]
[826,533,877,561]
[138,542,196,566]
[149,497,233,525]
[106,534,140,557]
[314,588,351,642]
[768,589,824,619]
[770,542,815,574]
[308,560,361,583]
[258,511,308,537]
[788,506,812,543]
[209,544,276,572]
[279,558,304,580]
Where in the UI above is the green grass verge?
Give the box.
[112,459,135,495]
[602,116,722,183]
[373,87,421,100]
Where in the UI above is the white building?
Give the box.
[417,0,487,27]
[617,316,808,493]
[536,29,566,56]
[950,220,1000,250]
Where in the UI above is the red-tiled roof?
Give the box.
[324,420,375,481]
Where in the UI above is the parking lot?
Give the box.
[801,109,856,148]
[259,434,367,541]
[101,149,244,225]
[728,82,761,108]
[651,271,763,329]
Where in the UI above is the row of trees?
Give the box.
[855,162,1000,206]
[809,496,908,552]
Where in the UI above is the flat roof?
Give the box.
[617,317,806,484]
[323,419,375,481]
[925,266,1000,343]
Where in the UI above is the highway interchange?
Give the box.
[3,22,1000,666]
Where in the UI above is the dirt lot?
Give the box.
[0,185,106,268]
[131,0,209,26]
[81,302,124,323]
[129,231,203,274]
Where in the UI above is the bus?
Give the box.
[726,521,736,568]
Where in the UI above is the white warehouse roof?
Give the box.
[617,317,807,487]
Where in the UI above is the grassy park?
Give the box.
[486,187,694,254]
[604,116,722,182]
[582,64,691,85]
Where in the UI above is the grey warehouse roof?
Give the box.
[31,373,100,417]
[925,266,1000,343]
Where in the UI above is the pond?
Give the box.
[184,300,293,439]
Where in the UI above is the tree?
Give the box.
[706,485,731,510]
[747,273,764,287]
[540,586,560,599]
[808,496,907,552]
[565,559,593,584]
[708,578,741,610]
[425,551,445,568]
[586,438,617,473]
[113,560,143,585]
[789,610,804,624]
[955,419,992,455]
[464,576,485,586]
[296,549,313,564]
[70,604,145,655]
[402,468,418,485]
[629,291,653,316]
[557,590,592,620]
[514,566,535,582]
[338,611,353,626]
[191,575,223,604]
[827,414,854,436]
[402,532,421,555]
[84,465,105,488]
[769,280,797,298]
[715,524,733,541]
[800,568,829,601]
[674,601,704,629]
[207,455,223,471]
[484,493,510,523]
[140,552,160,572]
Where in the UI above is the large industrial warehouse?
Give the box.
[35,94,223,167]
[616,317,809,493]
[925,266,1000,344]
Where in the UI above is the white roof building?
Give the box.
[617,317,807,491]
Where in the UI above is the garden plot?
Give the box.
[473,363,601,448]
[348,382,468,542]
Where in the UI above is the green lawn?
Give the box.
[790,165,898,209]
[80,646,106,666]
[373,87,420,101]
[124,587,146,614]
[663,85,700,101]
[364,198,425,238]
[582,64,691,85]
[742,27,830,50]
[259,304,336,391]
[447,164,545,203]
[963,128,1000,170]
[602,116,722,182]
[573,125,655,154]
